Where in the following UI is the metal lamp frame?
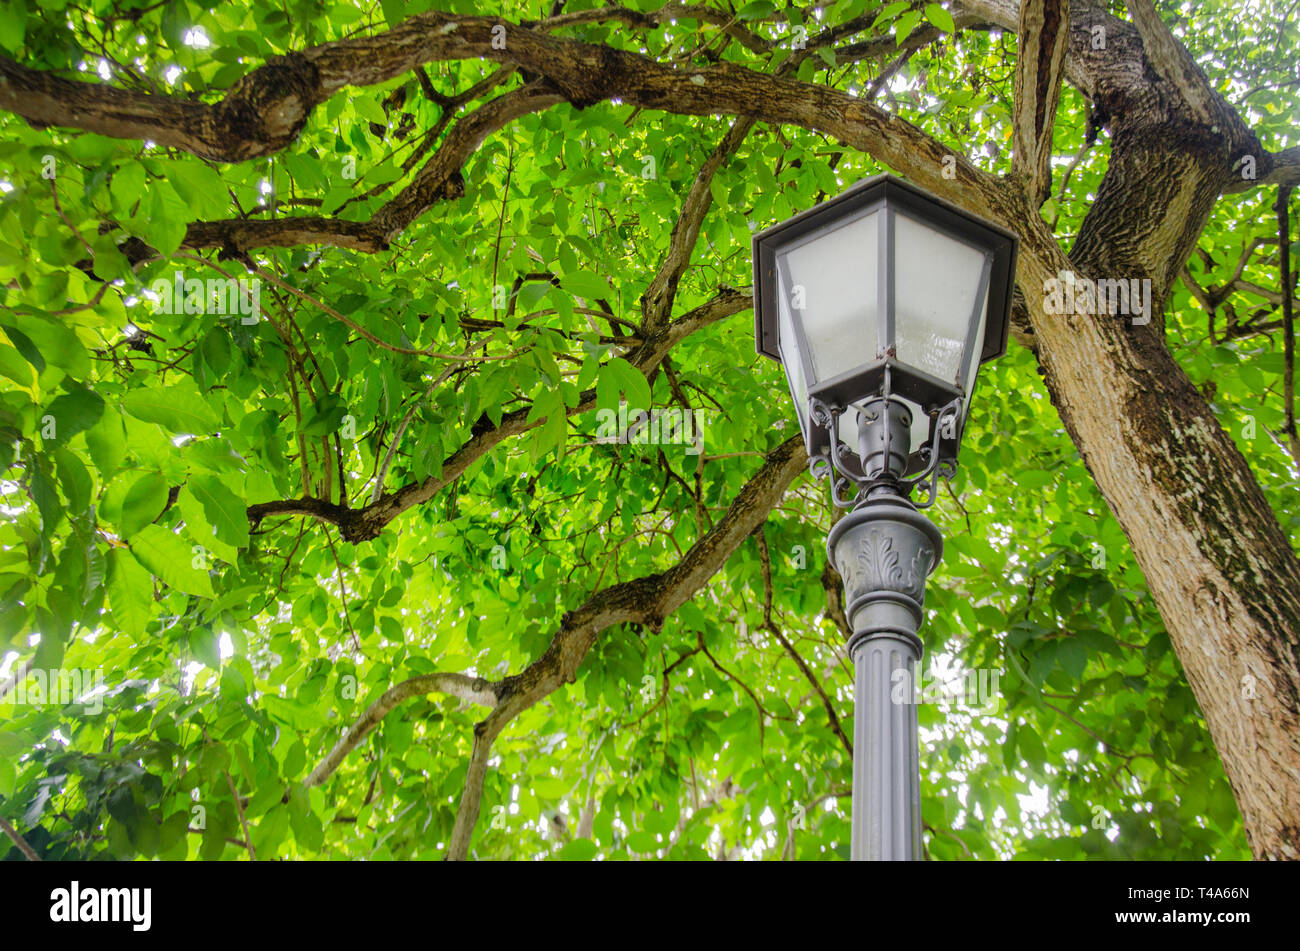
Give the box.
[752,174,1019,861]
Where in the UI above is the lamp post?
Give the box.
[753,174,1017,861]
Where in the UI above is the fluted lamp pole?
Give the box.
[753,174,1018,861]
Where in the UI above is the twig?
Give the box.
[0,812,41,861]
[50,180,95,256]
[324,528,361,653]
[224,770,256,861]
[755,527,853,756]
[1276,185,1298,464]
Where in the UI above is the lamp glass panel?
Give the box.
[963,291,990,402]
[775,209,880,385]
[892,212,989,387]
[776,276,810,440]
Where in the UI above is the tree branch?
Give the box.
[1,13,1002,215]
[1277,185,1298,464]
[755,526,853,756]
[179,84,559,253]
[305,672,499,790]
[1011,0,1069,208]
[246,286,752,542]
[1122,0,1223,125]
[0,812,41,861]
[445,434,808,859]
[640,118,753,332]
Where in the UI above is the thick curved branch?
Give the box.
[371,84,562,239]
[184,215,389,254]
[1,13,1001,213]
[0,13,555,162]
[1223,146,1300,194]
[304,671,498,790]
[0,52,325,162]
[965,0,1292,199]
[445,434,808,859]
[183,84,561,253]
[1123,0,1223,125]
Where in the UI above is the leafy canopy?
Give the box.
[1,0,1297,860]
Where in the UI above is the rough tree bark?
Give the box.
[971,0,1300,859]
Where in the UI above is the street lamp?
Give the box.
[753,173,1017,860]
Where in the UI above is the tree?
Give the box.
[0,0,1295,861]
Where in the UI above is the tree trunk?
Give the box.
[971,0,1300,860]
[1012,209,1300,860]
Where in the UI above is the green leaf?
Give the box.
[872,0,911,29]
[163,160,230,219]
[199,328,233,377]
[301,393,347,437]
[0,0,26,53]
[1057,638,1088,679]
[84,410,127,478]
[0,754,15,799]
[595,360,619,413]
[139,180,188,255]
[200,825,226,860]
[91,233,132,282]
[517,281,551,311]
[108,548,153,638]
[1089,579,1116,608]
[1028,643,1056,685]
[158,812,190,858]
[252,803,290,858]
[29,456,63,535]
[32,624,65,672]
[288,793,324,851]
[121,383,219,434]
[188,474,250,548]
[11,315,89,377]
[924,3,956,33]
[353,96,387,124]
[555,838,598,861]
[736,0,776,20]
[110,163,147,215]
[189,625,221,668]
[1059,798,1085,826]
[625,830,660,853]
[832,0,871,21]
[1018,724,1046,770]
[380,0,407,27]
[130,524,215,598]
[43,389,104,446]
[264,695,329,731]
[53,448,92,514]
[119,471,169,538]
[525,387,566,461]
[896,9,924,44]
[561,270,611,302]
[1,324,44,373]
[604,357,652,411]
